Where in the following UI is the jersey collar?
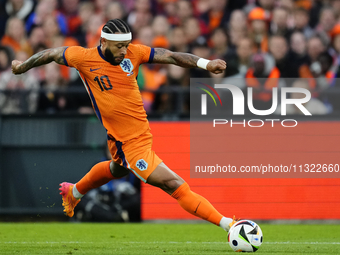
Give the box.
[97,46,109,63]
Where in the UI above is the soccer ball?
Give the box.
[228,220,263,252]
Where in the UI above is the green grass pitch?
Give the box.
[0,223,339,254]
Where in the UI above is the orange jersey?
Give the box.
[63,44,155,142]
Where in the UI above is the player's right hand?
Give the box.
[12,60,24,75]
[207,59,227,74]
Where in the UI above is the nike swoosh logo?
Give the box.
[90,68,101,72]
[194,202,201,214]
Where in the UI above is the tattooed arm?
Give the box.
[152,48,227,74]
[12,47,67,75]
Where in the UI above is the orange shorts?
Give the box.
[107,128,162,183]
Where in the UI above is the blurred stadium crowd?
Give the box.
[1,0,340,115]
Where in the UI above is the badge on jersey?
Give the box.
[120,59,134,73]
[136,159,148,171]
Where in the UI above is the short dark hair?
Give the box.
[102,19,131,34]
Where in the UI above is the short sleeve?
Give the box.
[138,44,154,64]
[64,46,86,69]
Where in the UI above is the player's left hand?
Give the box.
[207,59,227,74]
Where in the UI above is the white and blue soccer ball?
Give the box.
[228,220,263,252]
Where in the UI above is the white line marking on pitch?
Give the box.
[2,241,340,245]
[1,242,91,244]
[127,241,340,245]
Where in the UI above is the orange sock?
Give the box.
[75,160,116,195]
[171,182,223,226]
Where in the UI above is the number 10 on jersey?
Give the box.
[94,75,113,91]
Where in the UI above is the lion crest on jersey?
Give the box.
[120,59,134,73]
[136,159,148,171]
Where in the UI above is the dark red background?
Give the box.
[142,122,340,220]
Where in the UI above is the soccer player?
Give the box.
[12,19,236,232]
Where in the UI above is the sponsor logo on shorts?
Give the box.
[136,159,148,171]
